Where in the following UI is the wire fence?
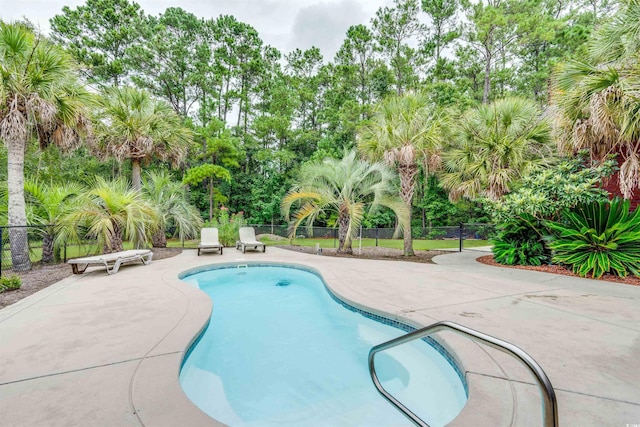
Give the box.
[250,223,496,252]
[1,223,496,275]
[0,225,100,276]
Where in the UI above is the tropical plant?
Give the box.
[546,199,640,278]
[491,214,550,266]
[24,180,84,263]
[57,177,159,253]
[205,208,247,247]
[0,275,21,293]
[94,86,193,191]
[551,0,640,199]
[1,22,93,271]
[358,92,442,256]
[281,150,410,254]
[142,171,203,248]
[489,155,615,223]
[488,156,614,267]
[441,97,554,202]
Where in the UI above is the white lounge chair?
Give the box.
[67,249,153,275]
[198,228,223,256]
[236,227,266,253]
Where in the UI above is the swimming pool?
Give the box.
[180,264,467,426]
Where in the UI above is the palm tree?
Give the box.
[58,177,159,253]
[0,22,92,271]
[358,92,442,256]
[24,179,84,263]
[142,170,203,248]
[95,87,193,191]
[441,97,554,201]
[552,0,640,200]
[281,150,409,254]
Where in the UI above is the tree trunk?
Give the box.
[237,75,245,128]
[104,222,124,253]
[7,136,31,271]
[244,101,249,134]
[132,159,142,192]
[336,207,352,254]
[209,178,214,222]
[222,70,231,123]
[399,163,418,256]
[483,50,492,104]
[41,232,55,264]
[152,229,167,248]
[236,97,243,128]
[418,173,426,229]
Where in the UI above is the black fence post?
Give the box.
[64,242,67,263]
[459,223,464,252]
[333,228,336,248]
[375,228,379,247]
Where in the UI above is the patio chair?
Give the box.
[236,227,266,253]
[67,249,153,275]
[198,228,223,256]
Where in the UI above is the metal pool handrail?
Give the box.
[368,320,558,427]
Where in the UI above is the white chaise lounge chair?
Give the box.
[236,227,266,253]
[67,249,153,275]
[198,228,223,256]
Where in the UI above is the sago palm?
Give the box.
[441,97,554,201]
[95,87,193,191]
[546,198,640,278]
[24,179,84,263]
[281,150,409,254]
[142,170,203,248]
[0,22,93,270]
[552,0,640,199]
[358,92,442,256]
[57,177,159,253]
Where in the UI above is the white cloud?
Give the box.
[290,0,367,60]
[0,0,390,59]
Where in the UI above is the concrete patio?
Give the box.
[0,247,638,426]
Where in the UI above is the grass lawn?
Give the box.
[168,239,199,249]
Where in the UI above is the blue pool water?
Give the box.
[180,265,467,427]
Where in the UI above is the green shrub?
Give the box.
[489,155,614,223]
[0,275,22,293]
[546,199,640,278]
[205,208,247,247]
[411,227,448,240]
[491,214,550,266]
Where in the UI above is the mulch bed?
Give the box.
[476,254,640,286]
[0,247,183,309]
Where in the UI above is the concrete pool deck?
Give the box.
[0,247,638,426]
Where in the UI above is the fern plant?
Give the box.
[491,214,550,266]
[545,199,640,278]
